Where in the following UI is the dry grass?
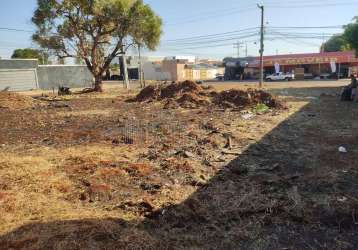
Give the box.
[0,81,357,249]
[0,145,145,235]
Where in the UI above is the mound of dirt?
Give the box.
[133,85,161,102]
[176,93,211,109]
[132,81,285,110]
[131,81,209,109]
[160,80,203,99]
[213,88,286,109]
[0,92,36,110]
[132,81,204,103]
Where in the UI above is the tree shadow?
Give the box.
[1,86,358,249]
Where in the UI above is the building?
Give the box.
[224,51,358,80]
[142,61,171,81]
[164,56,196,63]
[143,58,224,81]
[248,51,358,79]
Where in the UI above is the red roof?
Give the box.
[248,51,358,67]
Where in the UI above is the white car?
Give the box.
[265,72,295,81]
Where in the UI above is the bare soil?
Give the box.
[131,80,285,109]
[0,81,357,249]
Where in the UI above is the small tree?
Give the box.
[11,48,49,64]
[343,17,358,56]
[32,0,162,91]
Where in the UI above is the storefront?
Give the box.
[247,51,358,79]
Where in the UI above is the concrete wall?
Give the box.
[162,60,177,81]
[0,59,38,69]
[143,62,171,81]
[162,60,187,81]
[37,65,93,89]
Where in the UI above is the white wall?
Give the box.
[143,62,171,81]
[193,69,201,80]
[206,69,218,79]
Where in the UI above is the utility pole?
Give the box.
[233,42,243,58]
[245,43,248,57]
[258,4,264,88]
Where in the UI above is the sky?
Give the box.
[0,0,357,60]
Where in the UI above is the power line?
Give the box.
[267,31,322,47]
[161,35,259,50]
[162,25,342,44]
[268,25,344,29]
[0,27,33,33]
[266,1,358,8]
[162,27,259,42]
[162,32,259,46]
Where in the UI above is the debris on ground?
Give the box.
[241,113,255,120]
[58,86,72,96]
[338,146,347,153]
[131,81,286,110]
[1,81,356,249]
[213,88,286,109]
[0,92,36,110]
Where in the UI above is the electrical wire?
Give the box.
[0,27,33,33]
[266,1,358,8]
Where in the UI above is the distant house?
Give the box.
[143,57,225,81]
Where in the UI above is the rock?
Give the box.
[241,113,255,120]
[184,151,195,158]
[167,149,178,156]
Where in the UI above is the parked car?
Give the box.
[215,75,224,81]
[265,72,295,81]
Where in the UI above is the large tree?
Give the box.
[11,48,49,64]
[321,34,350,52]
[32,0,162,91]
[343,17,358,57]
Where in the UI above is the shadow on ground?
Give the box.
[1,86,358,250]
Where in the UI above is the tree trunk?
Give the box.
[94,75,103,92]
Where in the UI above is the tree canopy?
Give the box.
[32,0,162,91]
[321,35,350,52]
[343,17,358,57]
[11,48,49,64]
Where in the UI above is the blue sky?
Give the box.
[0,0,357,59]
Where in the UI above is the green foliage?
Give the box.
[343,17,358,56]
[110,63,120,70]
[322,35,350,52]
[32,0,162,89]
[254,103,269,114]
[11,48,49,64]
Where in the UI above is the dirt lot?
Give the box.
[0,80,357,249]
